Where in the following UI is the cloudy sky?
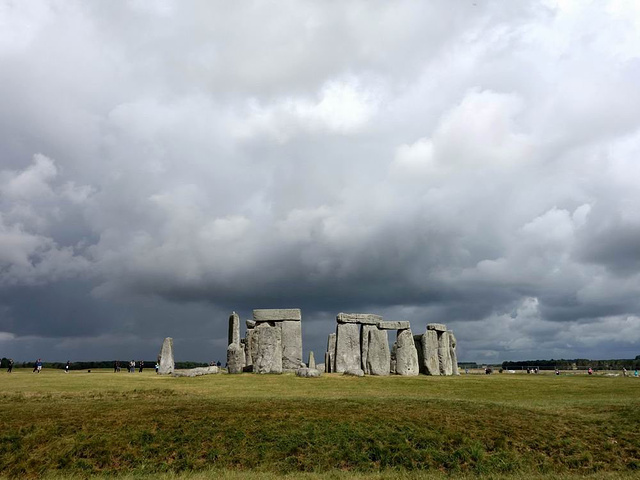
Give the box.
[1,0,640,364]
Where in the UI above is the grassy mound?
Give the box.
[0,370,638,478]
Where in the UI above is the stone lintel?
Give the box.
[427,323,447,332]
[336,313,382,325]
[377,321,410,330]
[253,308,301,322]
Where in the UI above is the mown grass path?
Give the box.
[0,370,638,479]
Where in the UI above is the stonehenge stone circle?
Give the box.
[395,329,419,376]
[157,337,175,375]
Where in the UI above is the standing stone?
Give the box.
[396,329,419,376]
[308,351,316,369]
[438,330,453,375]
[245,327,256,367]
[414,334,425,374]
[448,331,459,375]
[227,343,244,374]
[361,324,377,373]
[421,329,440,375]
[366,328,390,376]
[335,323,361,373]
[157,337,175,375]
[228,312,241,346]
[390,342,397,374]
[253,323,282,374]
[326,333,337,373]
[280,320,303,371]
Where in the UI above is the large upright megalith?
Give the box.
[448,331,459,376]
[253,309,302,372]
[335,323,361,373]
[395,329,419,376]
[253,322,283,374]
[360,324,377,374]
[325,332,336,373]
[366,328,390,376]
[308,351,316,369]
[438,330,453,376]
[157,337,175,375]
[421,329,440,375]
[226,312,244,374]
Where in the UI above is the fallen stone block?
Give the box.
[172,366,219,377]
[343,368,365,377]
[296,367,322,378]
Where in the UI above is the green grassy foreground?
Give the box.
[0,369,639,479]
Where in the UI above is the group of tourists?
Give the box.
[113,360,160,373]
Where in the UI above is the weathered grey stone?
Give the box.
[316,363,325,372]
[172,365,219,377]
[324,352,331,373]
[280,320,302,371]
[337,313,382,325]
[246,319,256,329]
[253,323,283,374]
[395,329,419,376]
[390,342,397,374]
[157,337,175,375]
[296,367,322,378]
[308,351,316,369]
[228,312,241,346]
[438,330,453,375]
[448,331,459,375]
[226,343,244,374]
[366,328,390,376]
[335,323,361,373]
[327,333,337,373]
[427,323,447,332]
[253,309,301,321]
[377,321,411,330]
[343,368,365,377]
[421,330,440,375]
[361,324,377,373]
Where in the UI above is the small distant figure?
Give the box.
[33,358,43,373]
[65,361,70,373]
[485,367,492,375]
[216,361,221,367]
[7,359,14,373]
[623,367,628,377]
[588,367,593,375]
[130,360,135,373]
[465,368,469,375]
[555,369,560,376]
[155,362,159,374]
[634,370,638,377]
[139,360,144,373]
[114,360,119,373]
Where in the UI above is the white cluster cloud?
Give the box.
[0,0,639,362]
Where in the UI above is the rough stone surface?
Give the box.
[280,320,303,371]
[228,312,241,346]
[366,328,390,376]
[308,351,316,369]
[335,323,361,373]
[427,323,447,332]
[253,323,283,374]
[448,331,459,375]
[343,368,365,377]
[157,337,175,375]
[390,342,397,374]
[421,330,440,375]
[253,309,301,321]
[324,352,332,373]
[377,321,411,330]
[327,333,337,373]
[172,366,219,377]
[337,313,382,325]
[316,363,325,372]
[360,324,377,373]
[396,329,419,376]
[246,319,256,329]
[438,330,453,375]
[226,343,244,374]
[245,328,256,367]
[296,367,322,378]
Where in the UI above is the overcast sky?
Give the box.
[1,0,640,364]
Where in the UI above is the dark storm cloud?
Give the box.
[1,0,640,363]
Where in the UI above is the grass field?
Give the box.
[0,369,639,479]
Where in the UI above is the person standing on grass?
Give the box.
[114,360,118,373]
[588,367,593,375]
[155,362,159,374]
[623,367,627,377]
[7,359,13,373]
[139,360,144,373]
[65,361,70,373]
[36,358,42,373]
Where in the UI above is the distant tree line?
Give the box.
[0,358,211,370]
[502,357,640,370]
